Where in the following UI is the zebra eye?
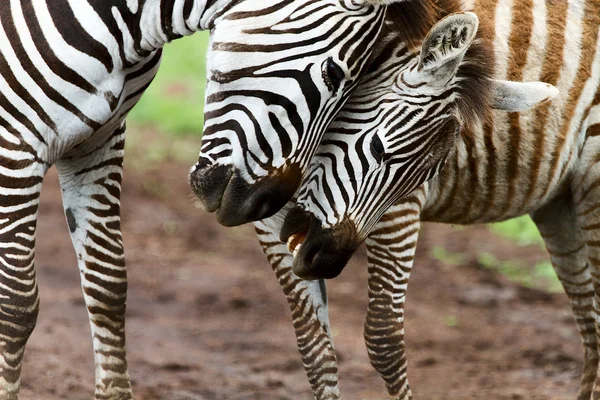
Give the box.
[322,57,345,93]
[370,135,385,162]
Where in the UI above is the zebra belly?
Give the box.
[421,175,571,226]
[0,75,120,164]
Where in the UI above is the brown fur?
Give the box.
[503,0,536,209]
[527,0,569,201]
[454,37,494,133]
[385,0,439,49]
[554,1,600,183]
[383,0,495,134]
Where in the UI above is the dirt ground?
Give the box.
[20,158,583,400]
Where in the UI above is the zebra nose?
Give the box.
[291,219,359,280]
[190,162,302,227]
[190,163,234,213]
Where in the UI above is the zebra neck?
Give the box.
[138,0,232,51]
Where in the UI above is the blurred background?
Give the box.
[23,35,581,399]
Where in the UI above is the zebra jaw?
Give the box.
[287,233,307,258]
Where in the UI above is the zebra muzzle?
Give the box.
[282,210,359,281]
[280,206,312,258]
[191,162,302,227]
[190,163,234,213]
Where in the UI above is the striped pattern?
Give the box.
[286,0,600,398]
[0,1,435,399]
[57,124,131,399]
[0,0,379,398]
[364,195,423,399]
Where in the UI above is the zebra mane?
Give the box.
[454,32,495,133]
[383,0,494,132]
[384,0,440,50]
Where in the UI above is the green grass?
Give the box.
[477,252,562,293]
[124,125,204,172]
[486,217,562,291]
[431,246,465,266]
[488,216,543,247]
[429,215,562,293]
[430,239,561,293]
[128,33,209,136]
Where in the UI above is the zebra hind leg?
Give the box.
[0,159,47,400]
[531,192,596,400]
[571,124,600,400]
[364,197,423,400]
[56,124,132,400]
[254,219,340,400]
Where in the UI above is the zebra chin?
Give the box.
[190,161,302,227]
[281,207,359,280]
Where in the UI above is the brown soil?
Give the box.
[20,160,581,400]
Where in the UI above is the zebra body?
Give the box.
[397,2,600,396]
[269,0,600,398]
[420,1,600,227]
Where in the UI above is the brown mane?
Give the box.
[384,0,440,49]
[455,32,495,132]
[382,0,495,132]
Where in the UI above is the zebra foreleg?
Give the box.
[0,159,46,400]
[531,193,597,400]
[364,196,423,400]
[56,125,132,400]
[254,220,340,400]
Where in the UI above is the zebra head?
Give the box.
[280,12,559,280]
[190,0,429,227]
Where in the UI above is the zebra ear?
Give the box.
[418,12,479,79]
[491,80,559,112]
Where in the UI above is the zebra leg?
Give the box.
[254,220,340,400]
[571,126,600,400]
[0,157,47,399]
[364,195,423,400]
[56,124,132,400]
[531,193,596,400]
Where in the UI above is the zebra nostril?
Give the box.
[194,157,212,172]
[190,164,234,213]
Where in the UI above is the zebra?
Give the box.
[255,3,559,398]
[0,0,421,398]
[273,1,598,398]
